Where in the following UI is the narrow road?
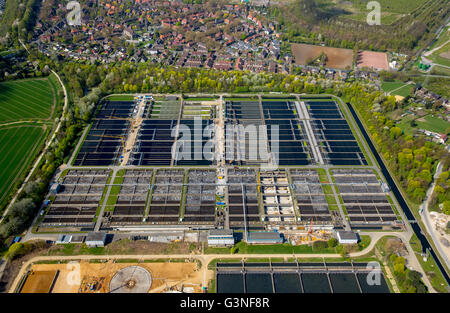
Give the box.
[423,40,450,57]
[0,120,52,127]
[94,169,118,231]
[9,232,429,293]
[420,161,450,270]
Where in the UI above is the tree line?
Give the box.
[0,53,448,248]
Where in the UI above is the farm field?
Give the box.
[356,51,389,71]
[0,76,59,123]
[0,75,61,210]
[329,0,427,24]
[291,43,353,69]
[0,125,46,206]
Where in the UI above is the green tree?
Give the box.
[327,238,337,248]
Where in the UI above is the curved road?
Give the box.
[9,232,433,293]
[420,162,450,269]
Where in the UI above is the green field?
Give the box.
[0,125,46,205]
[429,27,450,50]
[381,81,415,97]
[330,0,426,24]
[106,95,135,101]
[397,114,450,135]
[428,41,450,67]
[391,84,415,98]
[411,76,450,98]
[416,115,450,134]
[0,76,61,210]
[381,81,406,93]
[427,26,450,67]
[0,77,59,123]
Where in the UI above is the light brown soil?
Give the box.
[291,43,353,69]
[357,51,389,70]
[20,270,57,293]
[440,51,450,60]
[395,95,405,102]
[24,261,202,293]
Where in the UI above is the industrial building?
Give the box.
[336,231,359,244]
[247,231,283,244]
[35,94,403,246]
[207,229,235,246]
[86,232,107,247]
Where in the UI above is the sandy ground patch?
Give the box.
[357,51,389,70]
[21,261,202,293]
[291,43,353,69]
[395,95,405,102]
[21,270,57,293]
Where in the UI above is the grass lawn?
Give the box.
[0,125,46,208]
[208,238,371,255]
[184,97,217,101]
[429,42,450,67]
[416,115,450,134]
[381,80,407,93]
[409,234,449,293]
[104,170,126,207]
[428,27,450,50]
[391,84,414,98]
[106,95,135,101]
[0,77,58,123]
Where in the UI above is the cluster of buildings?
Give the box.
[419,129,448,145]
[415,86,450,109]
[32,0,289,73]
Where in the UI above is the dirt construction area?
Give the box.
[20,261,203,293]
[291,43,353,69]
[356,51,389,70]
[20,270,58,293]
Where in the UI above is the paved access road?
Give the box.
[9,232,435,293]
[420,161,450,270]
